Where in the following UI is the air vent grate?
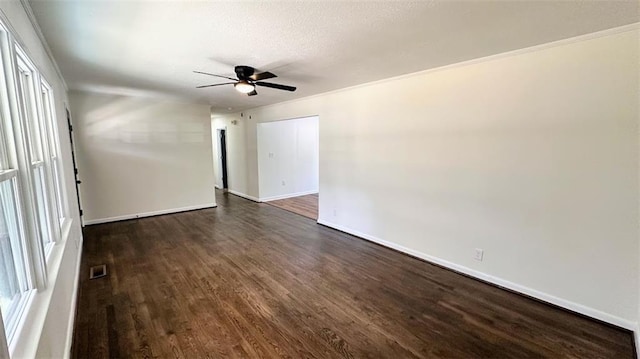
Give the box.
[89,264,107,279]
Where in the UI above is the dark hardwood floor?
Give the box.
[265,193,318,220]
[72,190,634,358]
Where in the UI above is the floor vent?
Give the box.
[89,264,107,279]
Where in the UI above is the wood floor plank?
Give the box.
[265,193,318,220]
[71,190,634,358]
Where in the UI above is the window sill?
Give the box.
[44,218,72,266]
[8,218,79,358]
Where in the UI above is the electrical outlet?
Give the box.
[474,248,484,261]
[281,180,286,186]
[333,209,337,217]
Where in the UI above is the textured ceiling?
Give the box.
[29,0,639,113]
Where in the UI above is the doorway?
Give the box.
[257,116,319,219]
[66,108,84,224]
[216,128,229,190]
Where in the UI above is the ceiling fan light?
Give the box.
[234,81,255,94]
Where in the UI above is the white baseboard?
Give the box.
[214,184,222,189]
[227,190,261,202]
[260,190,318,202]
[63,234,83,359]
[84,203,217,225]
[317,218,636,331]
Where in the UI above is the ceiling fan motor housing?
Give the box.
[235,65,255,80]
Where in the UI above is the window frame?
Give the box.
[0,309,8,358]
[39,79,66,229]
[0,173,33,341]
[13,45,60,258]
[0,23,51,349]
[0,11,71,353]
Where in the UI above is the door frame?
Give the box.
[66,107,84,225]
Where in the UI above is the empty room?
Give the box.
[0,1,638,358]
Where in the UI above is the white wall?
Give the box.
[216,27,640,328]
[0,1,84,358]
[257,116,318,201]
[70,91,216,224]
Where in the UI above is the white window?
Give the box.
[0,170,31,341]
[0,310,8,358]
[15,49,57,254]
[0,43,36,345]
[40,81,65,228]
[0,24,68,348]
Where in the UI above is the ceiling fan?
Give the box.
[194,65,296,96]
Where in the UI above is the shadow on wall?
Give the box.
[78,95,209,164]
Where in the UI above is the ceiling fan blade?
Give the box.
[255,82,296,92]
[193,71,238,81]
[247,90,258,96]
[196,82,235,88]
[250,71,277,81]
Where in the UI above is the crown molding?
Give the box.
[249,22,640,114]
